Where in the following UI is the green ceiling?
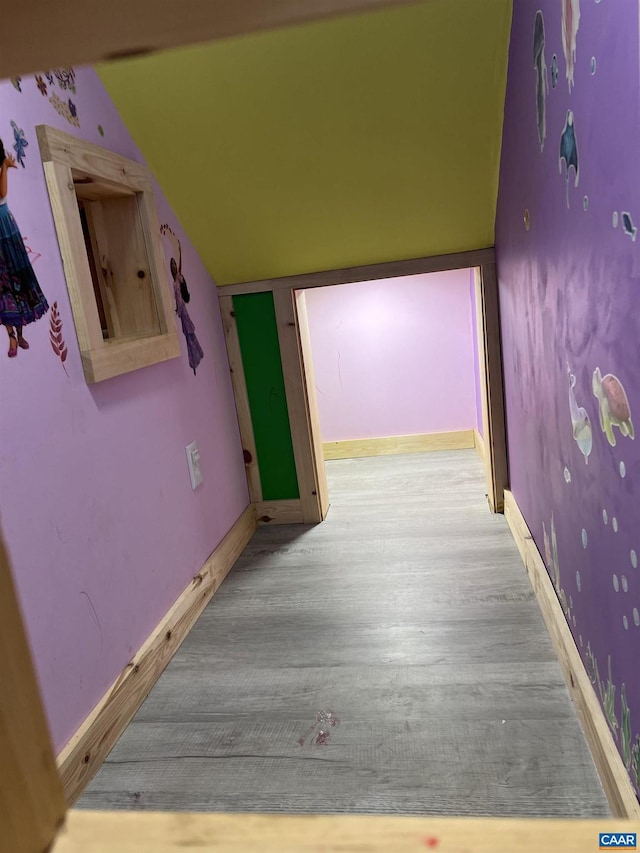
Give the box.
[100,0,511,285]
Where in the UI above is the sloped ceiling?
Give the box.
[100,0,512,285]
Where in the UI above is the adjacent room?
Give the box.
[304,269,483,466]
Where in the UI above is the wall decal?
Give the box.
[601,656,618,739]
[561,0,581,91]
[49,92,80,127]
[592,368,634,446]
[620,211,637,241]
[10,77,22,92]
[52,68,76,93]
[582,195,589,211]
[585,642,598,682]
[568,369,592,462]
[42,68,78,93]
[586,649,615,737]
[543,513,569,612]
[35,75,48,96]
[590,56,597,75]
[612,211,619,228]
[587,644,639,778]
[543,519,552,567]
[551,53,559,88]
[10,121,28,168]
[0,141,49,357]
[161,224,204,375]
[564,466,571,482]
[49,302,69,375]
[97,125,105,137]
[559,110,579,207]
[620,684,631,770]
[533,11,548,150]
[22,237,42,265]
[586,650,617,737]
[524,208,531,230]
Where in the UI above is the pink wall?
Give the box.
[0,68,248,751]
[469,272,484,437]
[305,269,479,442]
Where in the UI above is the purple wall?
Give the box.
[0,68,248,751]
[496,0,640,795]
[305,270,479,442]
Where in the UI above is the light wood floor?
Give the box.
[79,451,609,816]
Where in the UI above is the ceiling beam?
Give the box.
[1,0,420,80]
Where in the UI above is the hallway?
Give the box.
[79,450,609,816]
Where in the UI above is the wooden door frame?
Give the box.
[474,261,509,512]
[220,247,508,516]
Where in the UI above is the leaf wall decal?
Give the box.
[49,302,69,376]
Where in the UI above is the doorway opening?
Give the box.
[302,267,486,506]
[220,250,508,524]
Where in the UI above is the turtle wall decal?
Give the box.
[592,367,635,447]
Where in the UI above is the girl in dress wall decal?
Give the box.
[161,224,203,375]
[0,139,49,357]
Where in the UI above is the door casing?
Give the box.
[220,248,508,518]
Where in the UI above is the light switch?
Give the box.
[185,440,203,490]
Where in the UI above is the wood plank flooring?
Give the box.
[79,451,610,816]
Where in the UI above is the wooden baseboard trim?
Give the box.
[323,430,475,460]
[504,490,640,818]
[254,499,304,525]
[56,503,257,806]
[474,429,485,462]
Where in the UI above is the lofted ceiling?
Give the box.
[99,0,512,285]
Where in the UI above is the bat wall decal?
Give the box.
[559,110,579,208]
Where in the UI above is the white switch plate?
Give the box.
[185,440,203,490]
